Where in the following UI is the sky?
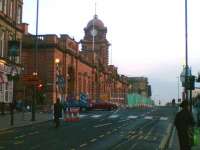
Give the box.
[22,0,200,105]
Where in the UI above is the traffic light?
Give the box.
[36,83,43,91]
[197,73,200,82]
[186,76,195,90]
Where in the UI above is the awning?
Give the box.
[0,73,8,83]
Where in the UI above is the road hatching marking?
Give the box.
[15,134,26,139]
[0,130,14,135]
[94,123,112,128]
[130,134,137,140]
[138,135,144,140]
[144,126,154,140]
[28,131,39,136]
[106,131,111,134]
[99,134,104,138]
[14,140,24,145]
[90,138,97,142]
[80,143,87,148]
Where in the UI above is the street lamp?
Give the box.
[55,58,60,101]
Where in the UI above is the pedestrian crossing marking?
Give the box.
[79,114,87,118]
[78,114,169,121]
[108,115,119,118]
[160,117,168,121]
[128,115,138,119]
[144,116,153,120]
[91,115,102,118]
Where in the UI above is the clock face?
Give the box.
[90,28,98,36]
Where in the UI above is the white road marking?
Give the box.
[108,115,119,118]
[160,117,168,121]
[128,115,138,119]
[79,114,87,118]
[94,123,113,128]
[80,143,87,148]
[113,109,120,113]
[118,119,130,123]
[144,116,153,120]
[90,138,97,142]
[91,115,102,118]
[99,134,104,138]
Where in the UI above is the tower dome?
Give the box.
[87,15,105,29]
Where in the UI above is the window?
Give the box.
[9,0,13,18]
[0,0,3,11]
[17,5,22,24]
[0,30,4,57]
[3,0,7,14]
[0,84,2,92]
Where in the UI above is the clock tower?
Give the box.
[80,15,110,66]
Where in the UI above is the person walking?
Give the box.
[174,100,195,150]
[54,98,62,128]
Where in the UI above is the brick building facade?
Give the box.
[0,0,24,105]
[21,15,128,105]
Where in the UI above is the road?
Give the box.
[0,106,177,150]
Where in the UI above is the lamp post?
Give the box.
[55,58,60,101]
[184,0,189,103]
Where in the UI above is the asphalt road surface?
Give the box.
[0,106,177,150]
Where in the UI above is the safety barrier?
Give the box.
[64,107,80,122]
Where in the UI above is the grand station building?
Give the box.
[21,15,129,105]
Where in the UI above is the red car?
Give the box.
[92,101,118,110]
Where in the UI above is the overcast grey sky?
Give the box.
[22,0,200,104]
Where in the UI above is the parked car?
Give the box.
[92,101,118,110]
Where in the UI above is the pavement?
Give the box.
[0,110,53,131]
[167,126,200,150]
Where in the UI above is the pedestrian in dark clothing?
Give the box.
[54,98,62,128]
[174,100,195,150]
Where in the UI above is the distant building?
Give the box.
[128,77,151,98]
